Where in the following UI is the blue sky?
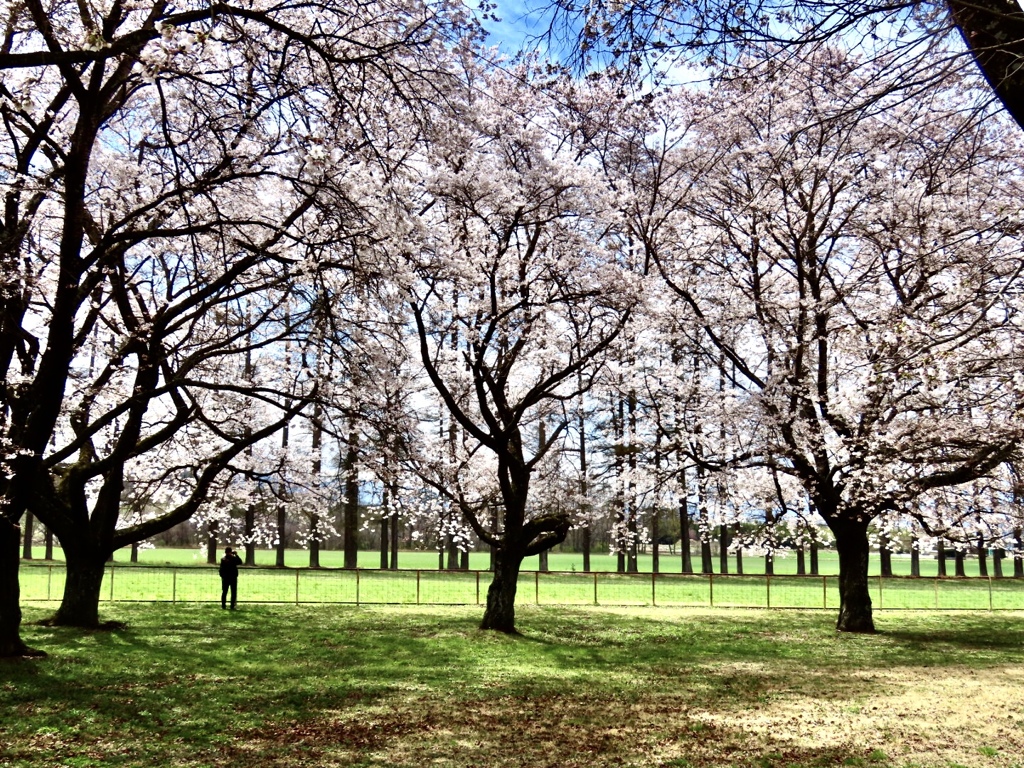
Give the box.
[476,0,571,58]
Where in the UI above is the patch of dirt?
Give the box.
[690,662,1024,767]
[228,665,1024,767]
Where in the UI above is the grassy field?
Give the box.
[20,558,1024,611]
[3,605,1024,768]
[19,563,1024,611]
[23,545,1004,578]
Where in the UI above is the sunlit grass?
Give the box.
[4,605,1024,767]
[20,561,1024,611]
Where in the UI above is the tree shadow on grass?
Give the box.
[226,689,901,768]
[27,616,128,631]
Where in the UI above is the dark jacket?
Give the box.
[219,552,242,580]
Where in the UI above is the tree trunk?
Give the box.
[578,402,591,575]
[480,548,524,633]
[832,517,875,633]
[937,539,948,577]
[1015,529,1024,578]
[651,508,660,574]
[489,505,498,572]
[625,395,638,574]
[310,404,323,571]
[275,504,287,568]
[879,535,893,577]
[697,465,713,574]
[538,549,549,572]
[379,517,389,570]
[389,511,399,570]
[626,508,638,573]
[244,505,256,566]
[207,522,218,565]
[994,548,1004,579]
[796,545,806,575]
[948,0,1024,133]
[460,549,469,570]
[343,428,359,570]
[977,534,988,578]
[734,522,743,575]
[718,523,729,574]
[614,398,626,575]
[44,528,54,560]
[955,550,966,578]
[764,551,774,576]
[51,553,107,628]
[446,535,459,570]
[809,538,819,575]
[130,542,139,563]
[698,539,711,574]
[910,543,920,577]
[310,514,321,569]
[679,502,692,573]
[21,512,33,560]
[1,518,37,657]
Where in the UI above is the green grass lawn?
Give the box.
[4,605,1024,767]
[20,560,1024,611]
[23,545,1004,577]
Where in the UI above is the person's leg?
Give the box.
[221,578,229,609]
[230,579,237,609]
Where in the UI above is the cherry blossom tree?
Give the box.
[541,0,1024,134]
[382,61,643,632]
[0,0,470,650]
[636,48,1024,631]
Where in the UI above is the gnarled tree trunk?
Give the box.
[831,516,875,633]
[480,548,524,633]
[1,517,37,656]
[949,0,1024,132]
[51,551,107,628]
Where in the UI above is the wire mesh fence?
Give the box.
[20,563,1024,610]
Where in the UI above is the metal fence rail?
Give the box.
[20,564,1024,610]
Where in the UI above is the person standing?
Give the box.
[219,547,243,609]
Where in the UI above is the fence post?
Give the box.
[416,570,421,605]
[172,569,177,604]
[651,572,656,606]
[356,569,360,606]
[709,573,714,607]
[593,571,598,606]
[535,570,539,605]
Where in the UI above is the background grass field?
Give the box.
[24,544,1002,577]
[20,559,1024,611]
[4,605,1024,768]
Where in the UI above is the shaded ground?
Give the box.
[3,605,1023,767]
